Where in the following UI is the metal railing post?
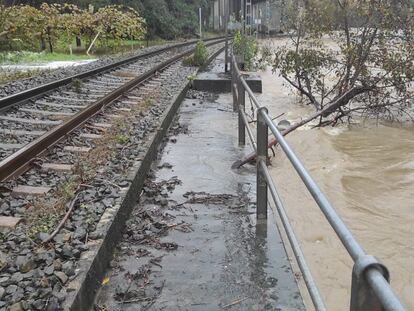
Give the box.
[351,256,390,311]
[256,107,268,221]
[231,63,237,112]
[225,31,229,72]
[238,77,246,146]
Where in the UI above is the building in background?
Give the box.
[210,0,286,34]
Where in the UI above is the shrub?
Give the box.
[192,40,208,67]
[233,31,258,70]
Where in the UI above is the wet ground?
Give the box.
[94,90,305,311]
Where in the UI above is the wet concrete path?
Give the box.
[95,86,304,310]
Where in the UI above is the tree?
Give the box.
[0,3,146,52]
[236,0,414,167]
[94,5,146,46]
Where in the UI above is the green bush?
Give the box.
[193,40,208,67]
[183,40,208,67]
[233,31,258,70]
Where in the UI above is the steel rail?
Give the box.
[0,36,224,112]
[0,38,227,181]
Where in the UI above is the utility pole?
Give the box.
[199,7,202,38]
[225,0,229,72]
[242,0,246,34]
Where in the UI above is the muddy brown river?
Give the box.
[255,53,414,310]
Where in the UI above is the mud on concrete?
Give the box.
[94,86,305,310]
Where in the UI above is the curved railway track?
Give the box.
[0,37,226,182]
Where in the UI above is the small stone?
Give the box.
[61,244,73,258]
[11,272,23,283]
[62,261,75,276]
[6,284,18,294]
[44,265,54,276]
[54,271,68,284]
[118,180,129,187]
[53,259,62,271]
[45,297,59,311]
[8,302,24,311]
[32,299,44,310]
[0,286,5,299]
[37,232,50,243]
[73,227,86,240]
[0,276,10,286]
[53,290,67,302]
[16,256,36,273]
[0,251,8,269]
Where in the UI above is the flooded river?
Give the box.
[255,50,414,310]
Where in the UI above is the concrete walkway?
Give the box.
[95,79,304,310]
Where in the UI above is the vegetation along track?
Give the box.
[0,37,226,181]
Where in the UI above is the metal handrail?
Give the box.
[230,52,407,311]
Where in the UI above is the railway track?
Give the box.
[0,37,226,182]
[0,39,226,311]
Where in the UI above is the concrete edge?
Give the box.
[64,46,226,311]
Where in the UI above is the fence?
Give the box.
[230,52,407,311]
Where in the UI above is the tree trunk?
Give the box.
[76,36,81,47]
[40,35,46,51]
[47,28,53,53]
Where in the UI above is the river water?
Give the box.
[254,42,414,310]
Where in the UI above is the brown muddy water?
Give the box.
[254,44,414,310]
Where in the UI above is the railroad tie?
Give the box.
[41,163,73,172]
[12,185,51,197]
[63,146,91,153]
[0,216,22,230]
[79,133,103,139]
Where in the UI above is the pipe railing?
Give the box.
[230,52,407,311]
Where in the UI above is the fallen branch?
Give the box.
[42,187,82,244]
[232,86,371,168]
[222,297,248,309]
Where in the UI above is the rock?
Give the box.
[0,251,8,270]
[53,290,67,302]
[0,286,4,299]
[0,276,9,286]
[8,302,24,311]
[16,256,36,273]
[6,284,18,297]
[44,265,54,276]
[72,248,81,259]
[53,260,62,271]
[54,271,68,284]
[32,299,44,310]
[73,227,86,240]
[45,297,59,311]
[61,244,73,258]
[37,232,50,243]
[118,180,129,188]
[11,272,23,283]
[62,261,75,276]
